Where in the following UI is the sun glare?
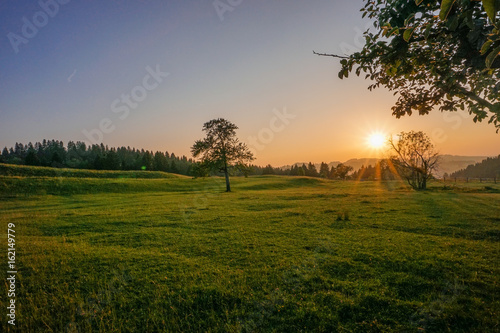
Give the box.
[367,132,387,149]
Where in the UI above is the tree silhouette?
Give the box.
[316,0,500,129]
[191,118,254,192]
[334,163,353,180]
[319,162,330,178]
[389,131,439,190]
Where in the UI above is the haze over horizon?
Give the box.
[1,0,499,166]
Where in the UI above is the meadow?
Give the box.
[0,164,499,332]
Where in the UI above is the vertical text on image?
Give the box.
[6,223,17,326]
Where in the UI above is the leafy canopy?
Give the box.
[191,118,254,174]
[321,0,500,129]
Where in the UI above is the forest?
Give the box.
[448,155,500,179]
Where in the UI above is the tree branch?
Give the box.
[313,51,349,59]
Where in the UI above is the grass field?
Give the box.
[0,165,499,332]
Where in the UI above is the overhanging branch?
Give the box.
[313,51,349,59]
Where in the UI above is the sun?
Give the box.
[366,132,387,149]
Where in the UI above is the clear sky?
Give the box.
[1,0,498,166]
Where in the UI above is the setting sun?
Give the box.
[367,132,387,149]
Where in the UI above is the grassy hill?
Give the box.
[0,163,180,179]
[0,169,499,332]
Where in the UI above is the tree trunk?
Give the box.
[421,177,427,190]
[224,167,231,192]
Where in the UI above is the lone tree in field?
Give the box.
[389,131,438,190]
[191,118,254,192]
[315,0,500,130]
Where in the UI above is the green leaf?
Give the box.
[481,40,493,55]
[388,27,400,37]
[482,0,499,24]
[386,65,398,76]
[440,0,457,21]
[403,27,415,42]
[404,13,416,26]
[486,44,500,68]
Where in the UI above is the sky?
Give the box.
[1,0,499,166]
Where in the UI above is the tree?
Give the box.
[315,0,500,129]
[51,151,63,167]
[319,162,330,178]
[1,147,8,163]
[289,164,300,176]
[191,118,254,192]
[141,151,153,170]
[389,131,439,190]
[25,149,40,166]
[262,164,275,175]
[335,163,353,180]
[153,151,168,171]
[103,150,121,170]
[306,162,319,177]
[297,165,306,176]
[169,160,179,174]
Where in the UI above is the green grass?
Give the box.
[0,169,499,332]
[0,163,177,179]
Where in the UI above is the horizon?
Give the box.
[1,1,499,166]
[0,138,496,170]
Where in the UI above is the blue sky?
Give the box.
[1,0,498,165]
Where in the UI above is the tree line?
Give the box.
[0,140,194,175]
[255,161,399,181]
[0,139,387,180]
[255,162,354,179]
[447,156,500,179]
[0,139,408,181]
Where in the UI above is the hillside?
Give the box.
[449,155,500,178]
[435,155,493,177]
[0,163,179,179]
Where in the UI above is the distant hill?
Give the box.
[280,155,493,178]
[435,155,493,177]
[449,155,500,178]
